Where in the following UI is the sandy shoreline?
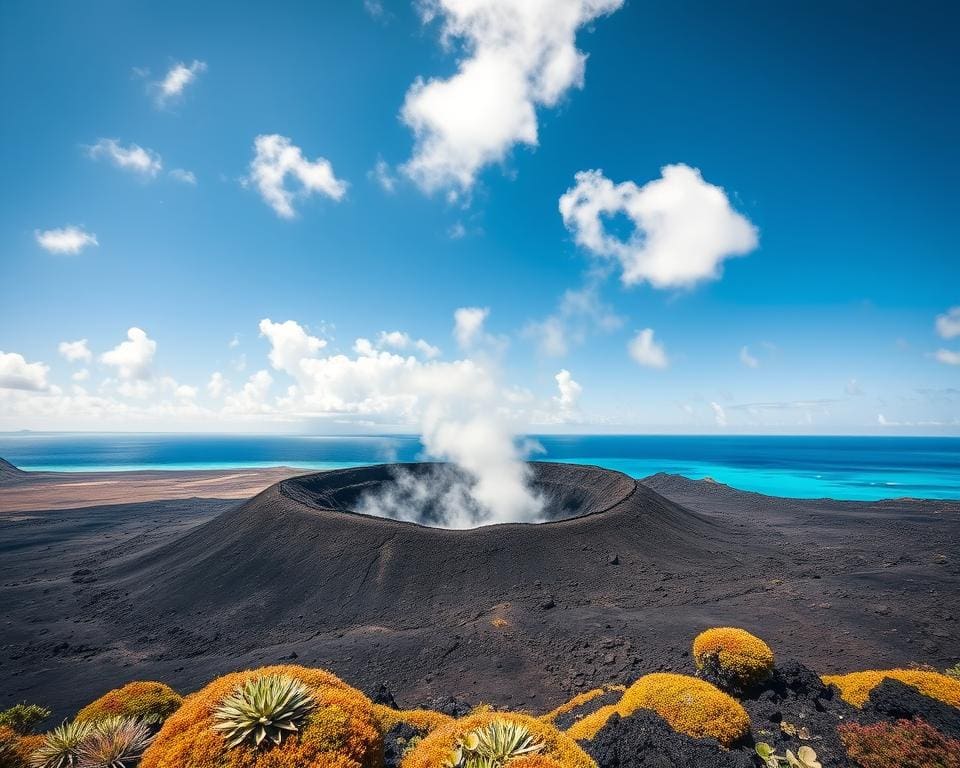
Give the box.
[0,466,305,512]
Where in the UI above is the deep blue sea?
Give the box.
[1,433,958,501]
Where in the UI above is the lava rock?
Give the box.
[863,678,960,740]
[418,695,473,718]
[383,722,420,768]
[369,682,399,708]
[585,710,753,768]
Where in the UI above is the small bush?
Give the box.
[75,716,152,768]
[822,669,960,708]
[373,705,453,734]
[692,627,774,688]
[565,673,750,747]
[29,719,93,768]
[75,683,182,727]
[0,726,44,768]
[838,719,960,768]
[139,665,382,768]
[402,712,595,768]
[540,688,625,726]
[0,706,51,736]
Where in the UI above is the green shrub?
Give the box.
[0,706,51,736]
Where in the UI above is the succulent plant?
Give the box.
[29,720,93,768]
[755,743,821,768]
[211,673,316,749]
[441,720,545,768]
[74,717,151,768]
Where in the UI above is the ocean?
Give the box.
[0,433,958,501]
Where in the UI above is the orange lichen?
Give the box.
[0,726,42,768]
[140,665,382,768]
[402,711,596,768]
[692,627,774,687]
[541,687,626,725]
[76,681,183,725]
[491,618,511,629]
[822,669,960,708]
[372,704,453,734]
[565,673,750,747]
[509,757,566,768]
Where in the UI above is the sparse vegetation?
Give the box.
[440,720,545,767]
[74,717,152,768]
[692,627,774,689]
[946,663,960,681]
[75,683,182,728]
[756,742,822,768]
[838,719,960,768]
[0,706,51,737]
[212,674,315,749]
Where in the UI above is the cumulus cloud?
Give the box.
[739,345,759,368]
[223,370,273,415]
[100,327,156,380]
[258,318,326,374]
[35,226,98,255]
[0,352,49,391]
[628,328,668,369]
[58,339,92,363]
[247,134,347,218]
[154,60,206,105]
[400,0,623,193]
[207,371,228,398]
[375,330,441,359]
[72,369,90,382]
[711,401,728,427]
[936,307,960,339]
[453,306,490,349]
[559,165,758,288]
[87,139,162,178]
[553,368,582,419]
[936,349,960,365]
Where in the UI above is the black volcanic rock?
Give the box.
[585,711,753,768]
[864,678,960,739]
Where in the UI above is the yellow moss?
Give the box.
[822,669,960,708]
[510,757,566,768]
[491,618,510,629]
[140,665,382,768]
[565,673,750,747]
[692,627,774,687]
[76,681,183,725]
[541,687,626,725]
[402,711,596,768]
[372,704,453,734]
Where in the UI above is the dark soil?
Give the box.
[1,462,958,727]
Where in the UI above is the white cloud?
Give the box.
[935,349,960,365]
[454,306,490,349]
[739,345,759,368]
[223,370,273,415]
[247,134,347,218]
[845,378,863,396]
[87,139,162,178]
[400,0,623,193]
[58,339,92,363]
[155,60,206,105]
[559,165,758,288]
[936,307,960,339]
[448,221,467,239]
[369,158,397,193]
[175,384,198,399]
[72,369,90,382]
[526,280,623,357]
[228,334,240,349]
[100,328,156,380]
[35,226,98,255]
[628,328,668,369]
[711,401,728,427]
[207,371,228,398]
[375,330,441,359]
[258,318,326,374]
[0,352,49,391]
[553,368,582,419]
[169,168,197,184]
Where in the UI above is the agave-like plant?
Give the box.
[74,717,152,768]
[442,720,545,768]
[30,720,93,768]
[211,674,316,749]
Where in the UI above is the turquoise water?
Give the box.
[0,433,958,501]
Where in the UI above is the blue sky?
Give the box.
[0,0,957,434]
